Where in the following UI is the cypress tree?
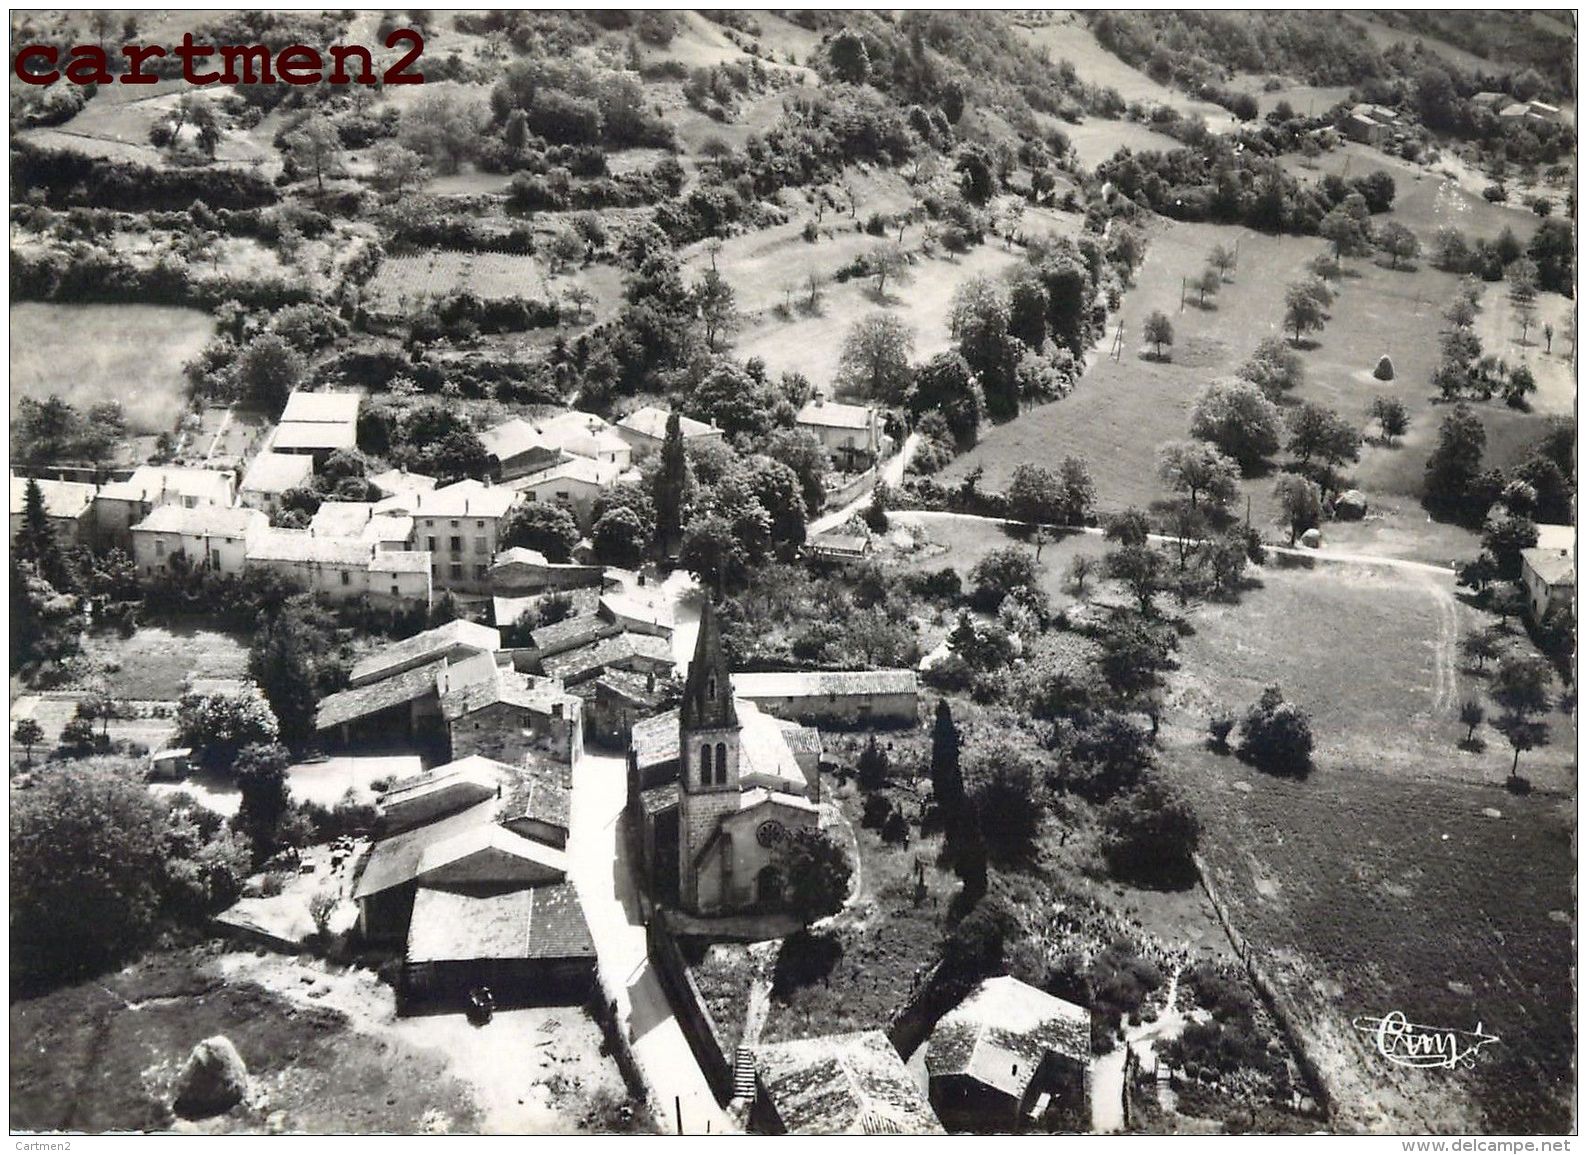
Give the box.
[931,699,965,825]
[654,410,686,555]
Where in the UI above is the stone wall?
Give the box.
[647,914,734,1104]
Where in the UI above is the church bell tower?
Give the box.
[677,600,742,912]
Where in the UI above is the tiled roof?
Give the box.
[732,669,919,699]
[412,479,520,520]
[310,501,374,537]
[530,612,620,656]
[316,659,444,731]
[271,421,358,452]
[239,451,313,496]
[369,467,437,498]
[350,619,501,687]
[98,466,234,506]
[440,666,577,722]
[638,780,679,816]
[247,528,373,567]
[796,397,874,431]
[479,417,555,463]
[369,550,430,574]
[926,975,1090,1098]
[753,1030,943,1135]
[132,503,266,538]
[513,455,627,490]
[1534,524,1574,552]
[1522,547,1575,587]
[616,405,720,442]
[586,667,670,709]
[630,709,681,771]
[11,474,96,519]
[404,880,594,964]
[352,797,496,899]
[280,390,361,425]
[542,631,672,683]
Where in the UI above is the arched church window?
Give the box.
[715,742,727,784]
[699,743,711,786]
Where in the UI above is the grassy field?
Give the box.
[10,947,480,1134]
[1066,117,1191,170]
[11,303,211,435]
[1160,561,1574,1133]
[74,621,253,701]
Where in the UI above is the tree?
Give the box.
[1319,199,1371,259]
[827,29,871,84]
[930,699,966,830]
[176,689,280,771]
[12,760,173,984]
[1460,626,1502,671]
[1237,685,1314,774]
[1067,553,1095,595]
[968,546,1041,613]
[1283,282,1327,344]
[1157,440,1240,511]
[1273,474,1323,544]
[908,351,984,449]
[695,266,739,351]
[680,512,749,595]
[1507,257,1539,310]
[232,742,293,861]
[1370,396,1409,443]
[284,117,344,194]
[13,478,59,577]
[949,276,1019,419]
[1482,512,1539,580]
[1194,267,1221,308]
[1206,531,1249,596]
[232,333,305,415]
[1490,655,1552,779]
[1101,776,1200,885]
[781,827,852,922]
[1286,402,1360,469]
[248,607,330,752]
[309,890,337,937]
[1459,698,1486,745]
[367,140,427,199]
[1143,310,1174,360]
[13,718,44,767]
[1238,337,1304,398]
[856,735,890,792]
[546,223,585,275]
[1376,221,1420,269]
[654,412,687,554]
[401,85,485,175]
[1209,242,1236,279]
[502,502,581,562]
[1057,457,1096,525]
[1190,380,1283,472]
[1424,403,1487,516]
[966,739,1043,860]
[1106,543,1166,614]
[837,313,915,403]
[592,506,646,568]
[869,243,911,297]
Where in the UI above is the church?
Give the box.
[627,601,824,915]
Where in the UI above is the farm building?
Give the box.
[795,393,888,472]
[529,611,622,658]
[575,668,672,747]
[599,591,674,638]
[411,479,522,595]
[807,532,872,564]
[1340,111,1390,145]
[350,757,593,1009]
[130,504,268,580]
[280,390,362,427]
[749,1030,944,1135]
[350,619,502,688]
[488,547,604,595]
[94,466,236,548]
[269,420,358,462]
[540,630,674,686]
[480,412,632,482]
[245,528,432,608]
[614,405,724,458]
[1470,91,1512,110]
[438,653,584,766]
[1520,531,1574,622]
[509,456,634,532]
[237,451,314,513]
[925,976,1091,1133]
[731,669,920,728]
[10,474,97,548]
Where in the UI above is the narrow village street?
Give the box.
[567,751,731,1135]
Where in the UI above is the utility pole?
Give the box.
[675,1096,682,1135]
[1179,277,1187,313]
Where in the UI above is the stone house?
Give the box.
[94,466,236,549]
[1521,545,1574,623]
[245,528,431,608]
[925,976,1091,1133]
[439,652,584,766]
[237,451,314,514]
[509,456,631,533]
[750,1030,944,1135]
[411,479,522,595]
[130,504,268,579]
[731,669,920,728]
[488,547,605,596]
[614,405,724,460]
[10,474,97,549]
[795,393,887,472]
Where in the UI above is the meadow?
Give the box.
[1161,560,1575,1133]
[11,302,212,434]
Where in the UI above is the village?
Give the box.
[8,8,1577,1142]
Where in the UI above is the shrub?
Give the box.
[1237,685,1314,774]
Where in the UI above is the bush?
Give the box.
[1237,685,1314,774]
[1207,713,1236,751]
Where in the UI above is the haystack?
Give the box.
[174,1036,249,1118]
[1373,354,1394,381]
[1334,490,1368,520]
[1300,528,1323,548]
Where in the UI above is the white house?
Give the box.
[614,406,724,459]
[238,451,314,513]
[796,393,887,472]
[411,479,522,595]
[131,504,269,579]
[10,474,98,549]
[509,456,631,532]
